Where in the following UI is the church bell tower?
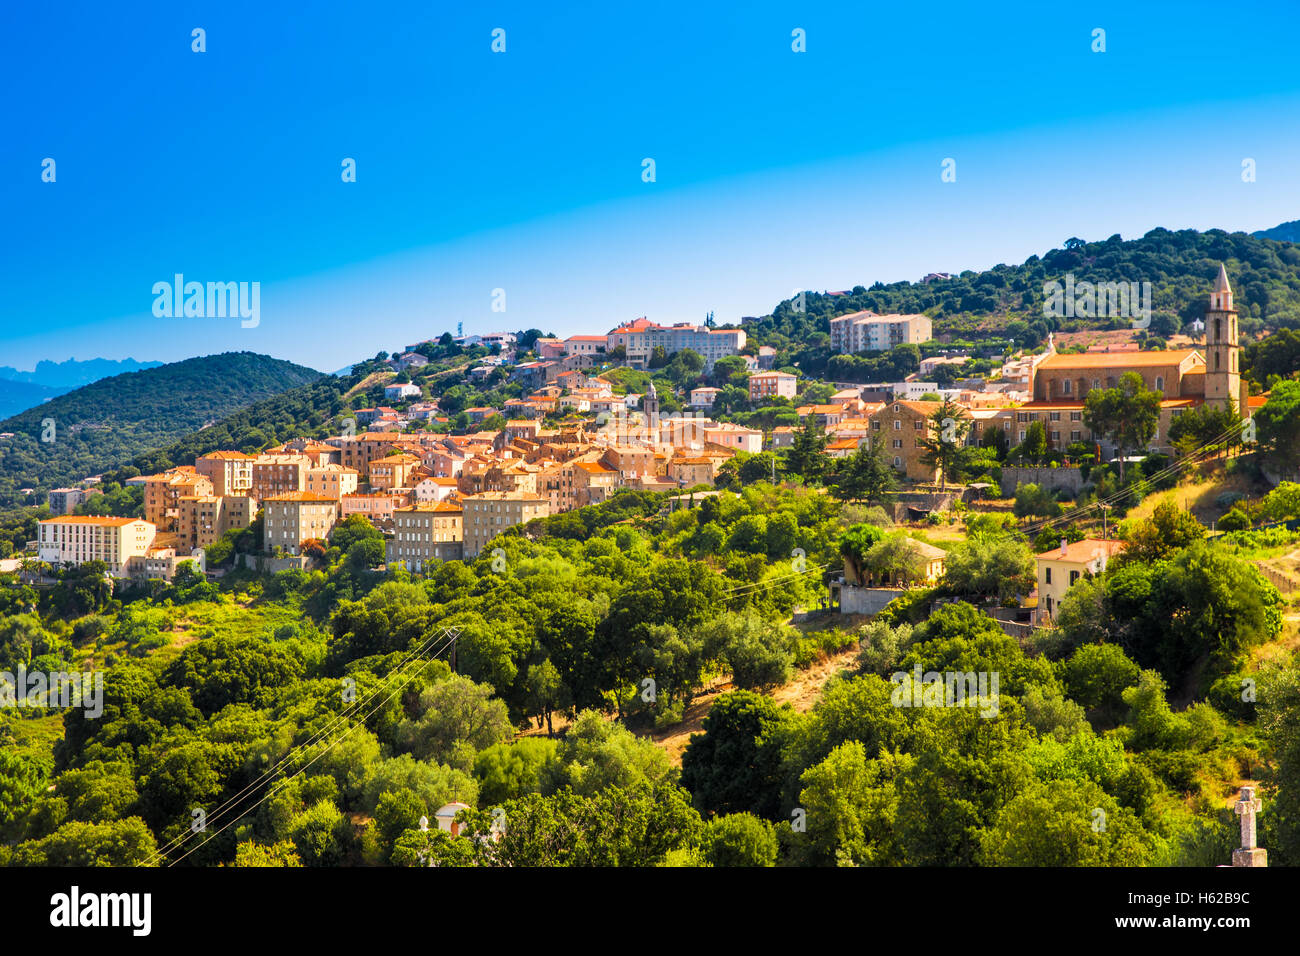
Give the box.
[1204,263,1242,415]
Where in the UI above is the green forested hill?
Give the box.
[0,352,322,507]
[746,228,1300,362]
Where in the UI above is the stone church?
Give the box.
[1011,264,1253,454]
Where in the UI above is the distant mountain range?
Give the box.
[0,357,164,419]
[1253,219,1300,243]
[0,352,322,509]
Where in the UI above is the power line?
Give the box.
[144,626,459,866]
[164,628,459,867]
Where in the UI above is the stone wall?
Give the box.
[999,465,1085,498]
[838,584,907,615]
[237,553,311,574]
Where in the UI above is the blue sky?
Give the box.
[3,1,1300,373]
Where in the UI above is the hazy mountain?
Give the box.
[0,379,70,420]
[1253,219,1300,243]
[0,356,163,389]
[0,352,322,507]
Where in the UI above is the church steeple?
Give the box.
[1211,262,1233,312]
[1204,262,1241,414]
[643,380,659,427]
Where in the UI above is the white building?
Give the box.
[384,382,422,401]
[829,311,932,354]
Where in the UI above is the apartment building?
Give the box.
[828,311,932,354]
[704,423,764,453]
[689,387,721,408]
[865,400,948,482]
[573,461,618,506]
[251,454,312,501]
[601,445,657,483]
[340,491,410,527]
[388,501,464,569]
[330,432,409,474]
[304,464,360,499]
[37,515,156,577]
[462,491,549,558]
[667,455,727,487]
[175,495,254,550]
[606,317,746,369]
[412,475,461,502]
[262,492,339,555]
[46,488,87,515]
[277,439,343,466]
[748,371,798,402]
[563,335,607,357]
[195,451,255,496]
[384,382,422,401]
[140,468,214,531]
[367,453,422,491]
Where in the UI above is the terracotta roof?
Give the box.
[1038,349,1200,370]
[199,450,255,460]
[41,515,146,526]
[1036,538,1125,562]
[264,492,337,503]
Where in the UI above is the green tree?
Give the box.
[1083,371,1161,481]
[701,813,779,867]
[941,534,1036,604]
[831,437,898,503]
[1116,499,1206,566]
[980,779,1155,866]
[1254,379,1300,478]
[918,400,971,489]
[680,690,792,818]
[786,417,828,483]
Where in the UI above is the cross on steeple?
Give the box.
[1231,787,1268,867]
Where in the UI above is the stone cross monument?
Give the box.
[1232,787,1267,867]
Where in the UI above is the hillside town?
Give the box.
[26,268,1267,640]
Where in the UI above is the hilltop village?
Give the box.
[32,268,1257,602]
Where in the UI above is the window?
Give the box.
[1070,570,1080,585]
[1045,567,1053,584]
[1049,411,1061,422]
[1070,411,1082,421]
[1062,379,1072,395]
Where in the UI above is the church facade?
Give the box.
[1001,264,1252,455]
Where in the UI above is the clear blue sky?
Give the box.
[3,1,1299,373]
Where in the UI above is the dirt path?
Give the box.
[512,646,861,767]
[648,645,859,766]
